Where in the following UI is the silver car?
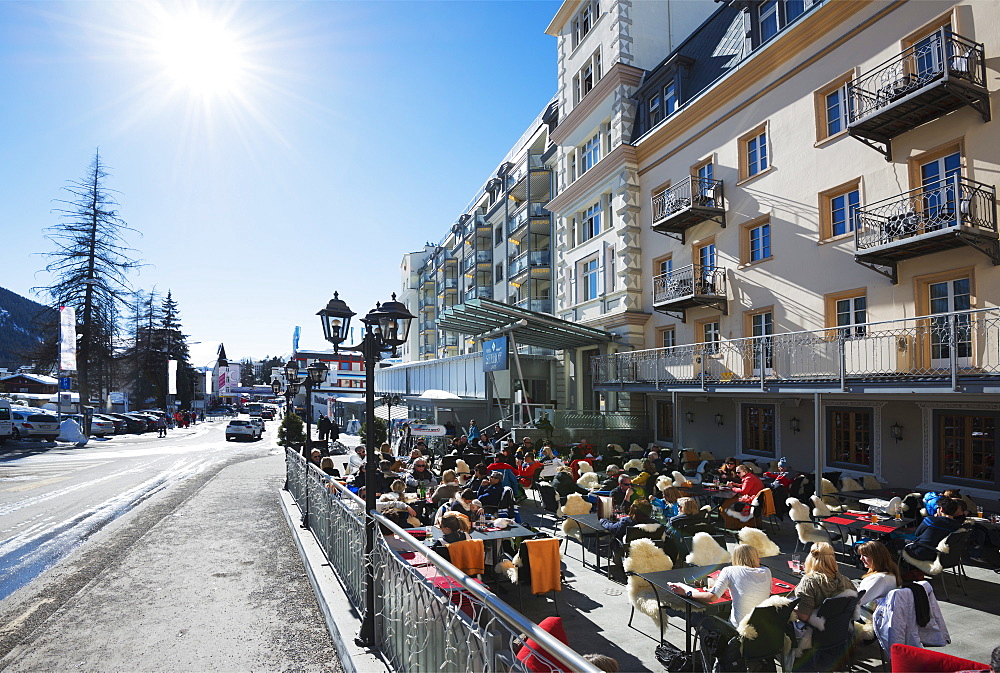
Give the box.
[10,409,60,441]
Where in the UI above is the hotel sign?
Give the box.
[483,336,508,372]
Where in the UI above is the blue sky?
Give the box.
[0,0,558,361]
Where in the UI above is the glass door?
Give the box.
[751,311,774,376]
[921,151,961,231]
[929,278,972,369]
[696,243,716,294]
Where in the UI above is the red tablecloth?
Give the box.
[824,516,856,525]
[863,524,897,533]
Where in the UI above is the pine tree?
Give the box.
[159,291,194,409]
[35,150,141,408]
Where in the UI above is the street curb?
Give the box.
[279,490,387,673]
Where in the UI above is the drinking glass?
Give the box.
[791,554,803,574]
[977,506,985,518]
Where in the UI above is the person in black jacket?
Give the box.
[476,471,505,508]
[667,497,720,537]
[901,497,964,561]
[552,465,589,504]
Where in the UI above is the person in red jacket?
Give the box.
[720,464,765,521]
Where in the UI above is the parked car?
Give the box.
[63,414,115,437]
[123,413,157,432]
[0,400,12,444]
[103,413,147,434]
[10,409,60,441]
[93,414,126,434]
[226,419,260,441]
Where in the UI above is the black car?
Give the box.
[105,413,147,433]
[124,413,157,432]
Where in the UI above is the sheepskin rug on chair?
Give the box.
[787,497,812,523]
[577,471,600,489]
[671,471,693,487]
[655,475,673,493]
[810,494,836,518]
[686,531,731,566]
[623,458,644,472]
[558,492,593,520]
[577,461,594,474]
[738,527,781,558]
[624,539,673,628]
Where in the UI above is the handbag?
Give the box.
[655,641,693,672]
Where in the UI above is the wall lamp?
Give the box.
[789,417,801,433]
[714,413,724,426]
[890,422,903,443]
[685,411,695,424]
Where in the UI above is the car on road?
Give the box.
[226,419,261,441]
[260,407,275,420]
[10,409,60,441]
[249,417,265,434]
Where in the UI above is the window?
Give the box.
[819,178,862,240]
[573,49,603,103]
[649,93,662,127]
[495,262,503,281]
[937,412,996,484]
[659,326,676,348]
[759,0,779,42]
[814,73,853,142]
[825,289,868,338]
[739,123,770,181]
[657,400,674,443]
[581,202,602,242]
[571,0,598,48]
[742,404,775,456]
[747,309,774,373]
[828,408,873,467]
[655,255,673,279]
[494,224,503,245]
[581,257,600,300]
[740,217,772,264]
[693,160,716,206]
[698,319,721,355]
[582,133,601,173]
[753,0,812,47]
[663,80,678,117]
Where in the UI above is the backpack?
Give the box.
[923,491,943,517]
[697,615,746,673]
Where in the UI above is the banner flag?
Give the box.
[168,359,178,395]
[293,326,301,352]
[59,306,77,371]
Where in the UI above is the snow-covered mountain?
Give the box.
[0,287,55,368]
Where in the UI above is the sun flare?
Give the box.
[155,11,246,95]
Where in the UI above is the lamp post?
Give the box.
[284,358,328,453]
[317,291,413,647]
[380,393,402,450]
[270,378,282,397]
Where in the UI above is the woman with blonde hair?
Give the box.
[857,540,901,613]
[430,469,461,506]
[794,542,855,621]
[668,544,772,626]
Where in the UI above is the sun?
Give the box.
[154,10,246,96]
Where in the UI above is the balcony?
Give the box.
[508,152,552,203]
[515,298,552,314]
[592,308,1000,392]
[507,203,550,237]
[652,264,727,321]
[476,250,492,264]
[848,29,989,161]
[475,213,491,234]
[465,286,493,302]
[508,250,551,280]
[463,255,476,273]
[651,177,725,243]
[854,175,998,283]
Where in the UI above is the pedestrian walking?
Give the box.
[156,415,167,438]
[317,414,331,442]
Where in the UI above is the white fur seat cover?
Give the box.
[577,461,594,474]
[738,527,781,558]
[623,458,644,472]
[811,494,834,518]
[671,470,692,487]
[840,477,863,492]
[787,497,812,523]
[558,492,593,519]
[577,472,600,489]
[862,475,882,491]
[629,443,645,453]
[624,539,673,627]
[900,534,954,576]
[795,522,832,545]
[655,475,673,493]
[699,451,716,461]
[686,531,731,566]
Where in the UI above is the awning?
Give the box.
[374,405,409,420]
[436,298,615,350]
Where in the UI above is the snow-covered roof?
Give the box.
[1,373,58,385]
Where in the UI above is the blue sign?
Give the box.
[483,336,508,372]
[293,326,301,351]
[59,377,72,390]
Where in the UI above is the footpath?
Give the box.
[0,449,342,673]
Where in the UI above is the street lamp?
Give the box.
[380,393,402,448]
[270,378,282,397]
[317,291,413,648]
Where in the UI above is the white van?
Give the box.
[0,400,12,444]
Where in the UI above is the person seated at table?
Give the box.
[762,457,794,490]
[400,447,423,468]
[472,462,489,484]
[496,442,518,467]
[717,457,740,483]
[405,458,439,491]
[650,485,684,519]
[667,497,720,537]
[430,469,461,506]
[319,457,340,478]
[450,488,484,522]
[599,499,656,539]
[793,542,856,623]
[372,459,397,495]
[893,497,964,565]
[346,462,367,492]
[856,540,901,618]
[721,464,765,519]
[477,471,506,509]
[430,512,473,562]
[573,438,597,461]
[552,465,591,505]
[943,489,971,519]
[376,494,419,527]
[538,445,565,479]
[348,446,366,475]
[594,465,623,493]
[668,544,773,627]
[610,474,634,514]
[646,450,666,474]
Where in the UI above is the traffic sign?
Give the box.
[59,377,72,390]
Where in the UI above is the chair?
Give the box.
[752,488,780,533]
[608,525,666,584]
[900,492,924,523]
[786,497,812,523]
[795,593,860,672]
[738,596,799,671]
[521,537,562,615]
[840,477,864,492]
[873,581,950,655]
[900,529,969,600]
[686,531,731,566]
[789,474,814,501]
[447,539,486,577]
[889,643,987,673]
[560,514,610,572]
[737,527,781,558]
[514,615,571,673]
[624,539,674,641]
[862,475,883,491]
[794,522,836,555]
[537,482,559,515]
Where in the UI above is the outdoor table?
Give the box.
[414,565,484,618]
[760,552,865,581]
[833,488,914,503]
[637,562,798,653]
[819,510,910,547]
[564,513,614,572]
[426,522,535,543]
[679,484,737,508]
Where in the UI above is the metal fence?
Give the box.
[593,308,1000,391]
[653,263,727,304]
[285,449,598,673]
[651,175,724,224]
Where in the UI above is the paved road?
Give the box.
[0,419,341,672]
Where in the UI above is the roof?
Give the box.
[1,373,58,385]
[435,298,615,350]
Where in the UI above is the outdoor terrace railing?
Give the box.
[593,308,1000,391]
[855,175,997,250]
[848,29,986,124]
[284,449,598,673]
[651,176,724,227]
[515,297,552,313]
[652,264,727,304]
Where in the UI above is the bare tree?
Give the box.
[35,150,141,408]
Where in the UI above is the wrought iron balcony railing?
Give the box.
[855,175,997,251]
[653,264,727,304]
[651,176,725,237]
[847,29,989,160]
[592,308,1000,391]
